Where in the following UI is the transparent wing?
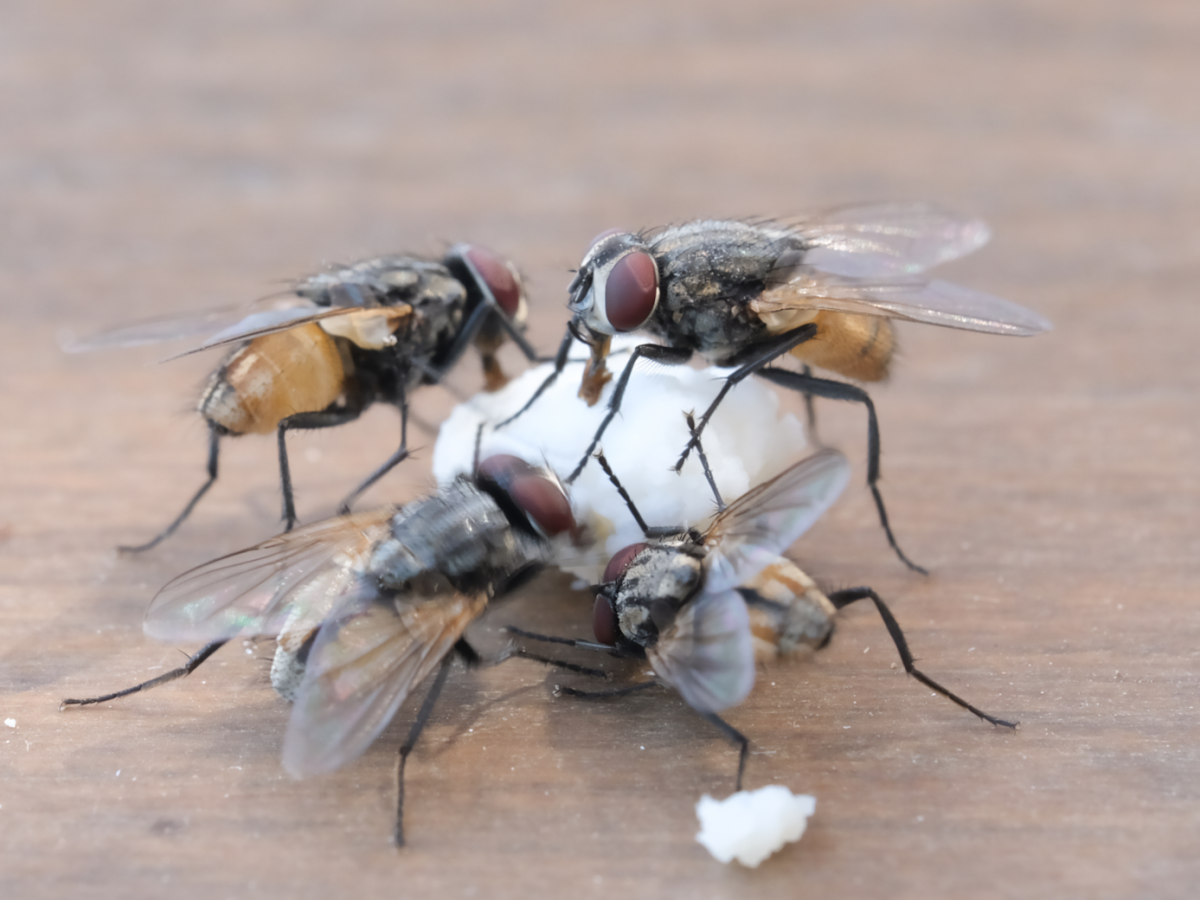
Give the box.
[702,448,851,594]
[754,270,1051,336]
[61,289,313,352]
[160,305,407,359]
[64,301,411,359]
[647,587,755,713]
[282,581,488,777]
[143,509,397,644]
[784,202,992,277]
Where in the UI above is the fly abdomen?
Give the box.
[739,558,836,661]
[789,311,895,382]
[199,324,350,435]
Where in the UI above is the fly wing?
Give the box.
[282,580,489,777]
[64,303,411,359]
[62,303,287,352]
[160,305,410,359]
[144,509,397,644]
[784,202,992,277]
[646,587,755,713]
[702,449,851,594]
[754,271,1051,336]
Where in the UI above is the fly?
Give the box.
[513,444,1016,789]
[61,454,583,846]
[502,203,1051,573]
[69,245,539,550]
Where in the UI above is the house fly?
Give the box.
[61,453,581,845]
[69,245,539,550]
[512,446,1016,789]
[503,203,1052,573]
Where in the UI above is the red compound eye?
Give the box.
[604,251,658,332]
[464,245,523,317]
[602,542,648,584]
[477,454,574,536]
[593,594,618,645]
[509,473,574,536]
[477,453,529,483]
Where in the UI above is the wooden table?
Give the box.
[3,1,1197,897]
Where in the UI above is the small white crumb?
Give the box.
[695,786,816,867]
[3,719,14,728]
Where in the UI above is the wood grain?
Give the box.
[3,1,1198,897]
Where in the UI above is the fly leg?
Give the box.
[419,282,541,389]
[392,651,454,848]
[827,587,1017,728]
[338,382,410,514]
[392,637,589,847]
[556,681,659,700]
[699,711,750,791]
[566,342,695,483]
[672,324,819,474]
[119,422,222,553]
[276,403,367,530]
[503,628,658,697]
[684,411,725,512]
[60,640,227,709]
[495,328,576,428]
[592,450,691,539]
[505,627,748,788]
[755,368,925,574]
[440,245,543,376]
[799,364,821,445]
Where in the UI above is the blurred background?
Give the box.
[3,2,1198,898]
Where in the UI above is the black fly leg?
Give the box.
[567,342,695,483]
[276,405,366,530]
[593,450,690,539]
[60,639,227,709]
[119,422,222,553]
[505,625,616,655]
[557,681,660,700]
[756,368,926,575]
[338,383,410,514]
[507,651,612,680]
[671,324,818,474]
[799,364,821,445]
[827,587,1017,728]
[422,284,541,387]
[391,636,577,847]
[393,651,454,848]
[503,628,658,697]
[684,411,725,512]
[506,626,747,789]
[496,329,576,429]
[699,711,750,791]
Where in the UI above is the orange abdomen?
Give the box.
[789,311,895,382]
[199,324,349,435]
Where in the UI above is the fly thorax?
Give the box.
[369,483,546,593]
[613,543,703,647]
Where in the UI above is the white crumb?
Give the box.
[3,719,14,728]
[695,786,816,867]
[433,336,806,582]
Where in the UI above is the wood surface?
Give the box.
[2,1,1198,897]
